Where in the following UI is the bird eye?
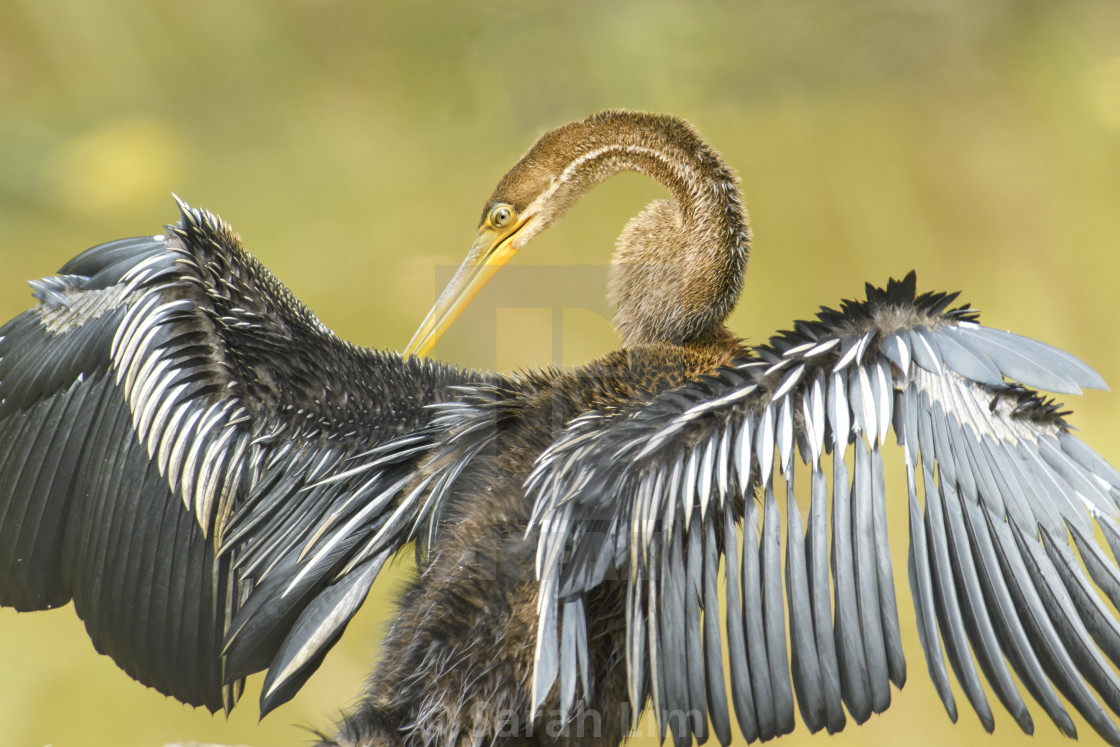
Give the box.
[488,205,515,229]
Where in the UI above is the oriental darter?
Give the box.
[3,111,1120,747]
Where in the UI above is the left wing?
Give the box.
[0,201,476,714]
[527,272,1120,746]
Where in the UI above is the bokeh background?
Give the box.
[2,1,1120,746]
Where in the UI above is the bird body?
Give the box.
[4,111,1120,747]
[339,341,743,746]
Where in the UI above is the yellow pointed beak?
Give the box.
[403,224,523,358]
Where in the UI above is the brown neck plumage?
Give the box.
[492,111,751,347]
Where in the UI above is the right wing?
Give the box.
[0,200,476,714]
[528,273,1120,746]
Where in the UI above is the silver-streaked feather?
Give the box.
[526,274,1120,746]
[0,203,475,715]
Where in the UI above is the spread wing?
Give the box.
[0,200,475,714]
[528,272,1120,746]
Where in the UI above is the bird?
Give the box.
[3,110,1120,747]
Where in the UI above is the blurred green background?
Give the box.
[2,1,1120,746]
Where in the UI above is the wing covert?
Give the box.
[527,272,1120,745]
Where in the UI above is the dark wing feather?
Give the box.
[0,201,475,714]
[527,272,1120,745]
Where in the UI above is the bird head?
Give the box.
[404,110,749,357]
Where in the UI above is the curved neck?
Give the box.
[488,112,751,346]
[528,113,749,252]
[540,113,750,345]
